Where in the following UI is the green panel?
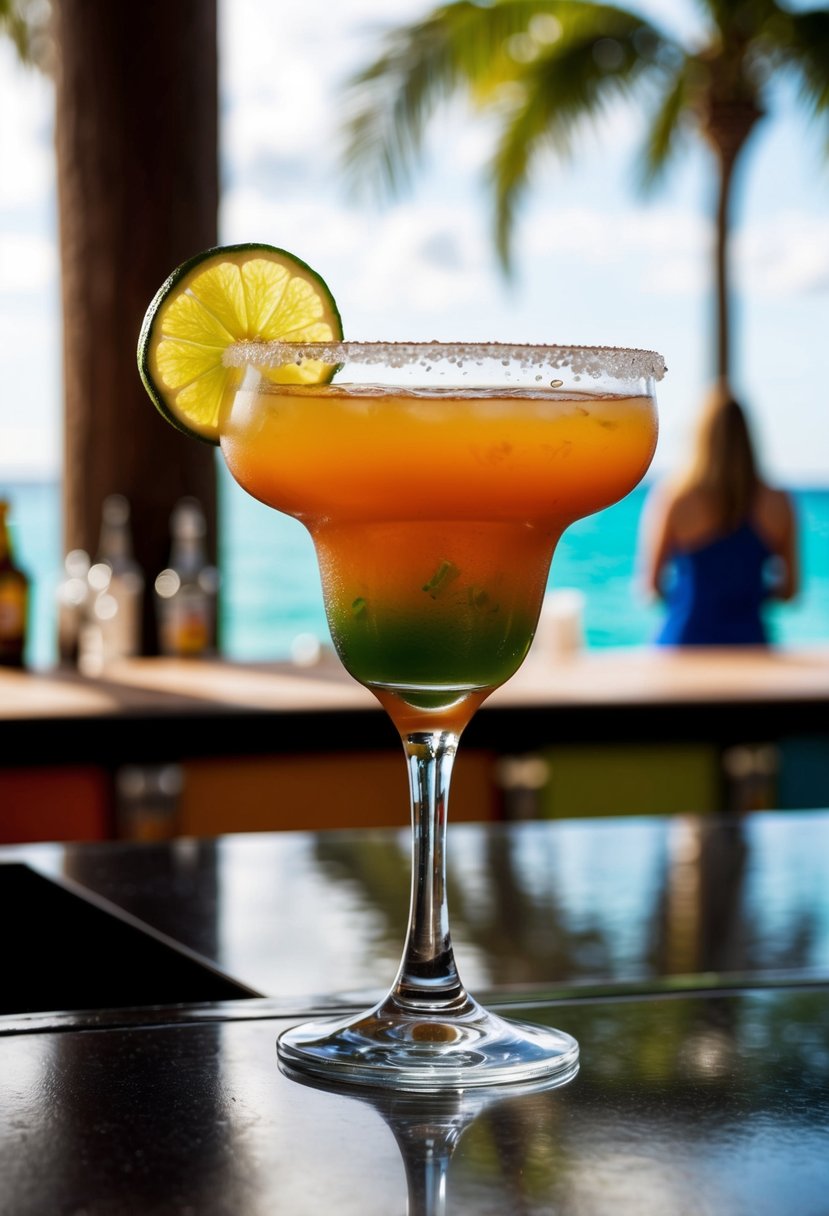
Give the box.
[539,744,721,818]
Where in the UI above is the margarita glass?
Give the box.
[221,340,663,1090]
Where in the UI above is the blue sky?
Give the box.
[1,0,828,484]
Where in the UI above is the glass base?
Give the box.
[277,995,579,1092]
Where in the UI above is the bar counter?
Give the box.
[3,645,829,751]
[1,810,828,1213]
[2,646,829,837]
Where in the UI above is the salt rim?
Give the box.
[223,340,666,381]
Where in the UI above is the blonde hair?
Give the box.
[677,384,760,531]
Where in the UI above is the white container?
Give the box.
[532,589,585,659]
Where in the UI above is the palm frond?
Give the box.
[491,14,665,270]
[343,1,553,198]
[491,95,544,276]
[638,59,697,190]
[0,0,50,67]
[341,0,674,200]
[784,9,829,117]
[691,0,779,42]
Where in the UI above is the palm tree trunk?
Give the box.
[704,100,763,393]
[713,147,736,389]
[53,0,219,655]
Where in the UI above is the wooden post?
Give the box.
[53,0,219,654]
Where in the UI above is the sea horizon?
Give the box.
[2,473,828,671]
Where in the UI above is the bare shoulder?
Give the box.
[665,485,718,543]
[753,484,795,543]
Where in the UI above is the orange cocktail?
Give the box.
[220,340,664,1090]
[139,239,667,1092]
[221,375,657,721]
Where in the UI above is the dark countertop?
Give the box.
[1,811,828,1213]
[1,990,827,1215]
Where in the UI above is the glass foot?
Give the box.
[277,995,579,1092]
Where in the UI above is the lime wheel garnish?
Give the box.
[137,242,343,444]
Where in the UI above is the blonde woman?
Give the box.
[640,386,799,646]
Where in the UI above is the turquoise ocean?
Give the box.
[3,467,829,670]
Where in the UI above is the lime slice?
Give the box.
[137,242,343,444]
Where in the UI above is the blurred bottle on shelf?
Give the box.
[0,499,30,669]
[79,494,145,674]
[115,763,183,840]
[56,548,91,666]
[155,497,219,658]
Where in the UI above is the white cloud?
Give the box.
[0,305,61,464]
[220,0,425,102]
[223,87,329,172]
[0,426,60,477]
[220,184,363,261]
[521,203,711,297]
[0,44,54,211]
[643,253,709,296]
[222,182,497,335]
[737,213,829,296]
[0,232,57,293]
[347,203,496,325]
[520,200,829,302]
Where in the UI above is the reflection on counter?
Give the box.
[5,812,827,1005]
[4,988,823,1215]
[270,989,829,1215]
[279,1065,577,1216]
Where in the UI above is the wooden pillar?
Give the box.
[53,0,219,653]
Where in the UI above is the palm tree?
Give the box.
[343,0,829,389]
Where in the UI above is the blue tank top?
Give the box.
[656,521,773,646]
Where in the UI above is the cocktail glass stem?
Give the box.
[277,706,579,1088]
[389,730,469,1014]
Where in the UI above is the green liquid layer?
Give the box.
[313,520,556,711]
[328,605,537,696]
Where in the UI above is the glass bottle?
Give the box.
[87,494,145,662]
[0,499,29,669]
[155,497,219,657]
[56,548,91,667]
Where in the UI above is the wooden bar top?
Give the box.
[2,643,828,721]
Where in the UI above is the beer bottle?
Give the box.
[155,497,219,657]
[0,499,30,668]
